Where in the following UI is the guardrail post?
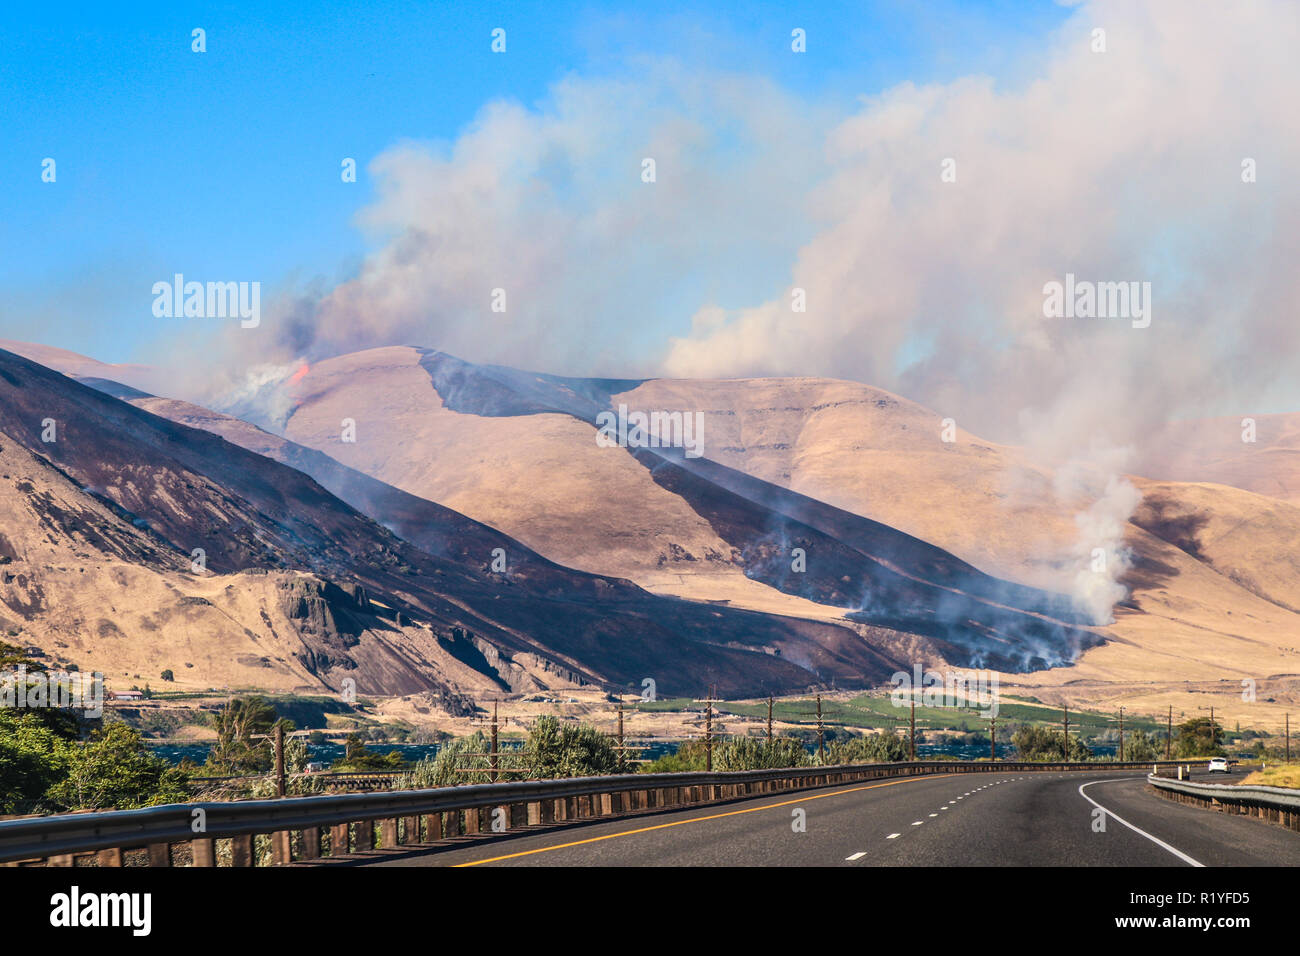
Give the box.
[330,823,350,856]
[48,854,74,867]
[380,819,398,848]
[299,828,320,861]
[402,816,419,844]
[97,847,123,867]
[464,808,480,834]
[231,834,254,867]
[192,838,216,867]
[423,813,442,841]
[147,843,171,867]
[272,830,292,865]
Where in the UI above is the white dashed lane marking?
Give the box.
[885,776,1021,844]
[846,851,866,861]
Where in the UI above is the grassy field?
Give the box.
[1239,763,1300,789]
[633,692,1162,737]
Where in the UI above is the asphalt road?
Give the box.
[360,768,1300,867]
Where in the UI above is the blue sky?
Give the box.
[0,0,1071,364]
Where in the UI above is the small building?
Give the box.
[112,690,144,701]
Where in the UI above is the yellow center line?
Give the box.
[453,773,952,867]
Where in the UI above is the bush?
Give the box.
[1120,730,1161,762]
[823,731,909,765]
[396,732,495,789]
[525,715,620,778]
[640,739,709,773]
[716,736,809,771]
[1011,724,1092,761]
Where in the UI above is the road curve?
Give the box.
[354,768,1300,867]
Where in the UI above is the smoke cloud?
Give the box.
[172,1,1300,623]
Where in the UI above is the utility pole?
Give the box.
[767,696,774,748]
[617,702,626,774]
[490,700,499,784]
[704,700,713,772]
[1062,704,1070,762]
[1118,707,1124,762]
[274,722,285,798]
[990,714,996,761]
[909,697,916,761]
[1166,706,1173,759]
[816,694,825,763]
[1287,713,1291,763]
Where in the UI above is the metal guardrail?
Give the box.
[189,771,402,790]
[1148,775,1300,808]
[1147,774,1300,833]
[0,759,1191,866]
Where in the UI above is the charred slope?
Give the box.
[630,447,1101,671]
[416,349,1102,670]
[0,348,896,696]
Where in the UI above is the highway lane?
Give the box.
[364,768,1300,867]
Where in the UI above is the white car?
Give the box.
[1208,757,1229,773]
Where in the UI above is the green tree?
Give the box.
[335,732,406,770]
[45,723,190,810]
[1174,717,1225,757]
[205,696,279,774]
[0,709,73,813]
[0,640,44,672]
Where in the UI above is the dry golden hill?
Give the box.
[2,346,936,699]
[7,340,1298,726]
[0,430,499,697]
[273,348,1300,727]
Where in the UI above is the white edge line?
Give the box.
[1078,779,1204,867]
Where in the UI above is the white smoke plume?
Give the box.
[99,0,1300,627]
